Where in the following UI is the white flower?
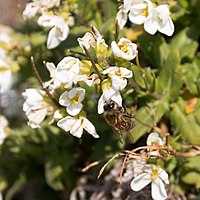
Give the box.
[77,32,96,51]
[77,26,107,52]
[0,26,12,45]
[111,37,138,61]
[40,0,60,9]
[123,158,146,182]
[22,89,51,128]
[43,62,62,89]
[130,164,169,200]
[56,56,80,88]
[129,0,153,25]
[116,0,150,29]
[59,87,85,116]
[74,74,100,87]
[146,132,164,157]
[123,0,137,12]
[144,5,174,36]
[23,0,60,20]
[98,87,122,114]
[38,14,69,49]
[0,115,8,145]
[23,2,41,20]
[102,66,133,90]
[147,132,164,146]
[0,55,13,94]
[116,5,128,29]
[57,115,99,138]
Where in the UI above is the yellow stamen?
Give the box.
[119,43,130,54]
[115,68,122,76]
[151,169,158,181]
[70,93,80,104]
[142,7,148,17]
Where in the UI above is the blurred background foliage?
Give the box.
[0,0,200,199]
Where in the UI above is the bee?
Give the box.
[103,100,135,139]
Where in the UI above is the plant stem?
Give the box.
[31,56,60,107]
[83,46,103,82]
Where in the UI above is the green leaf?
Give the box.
[169,98,200,145]
[170,27,199,61]
[138,33,170,68]
[130,106,153,143]
[130,97,169,143]
[155,49,183,101]
[184,156,200,171]
[45,161,64,191]
[131,64,146,89]
[177,0,190,9]
[182,171,200,188]
[181,61,200,95]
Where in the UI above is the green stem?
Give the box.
[31,56,60,108]
[83,46,103,82]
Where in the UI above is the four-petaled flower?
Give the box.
[116,0,174,36]
[43,62,62,89]
[144,4,174,36]
[102,66,133,90]
[22,89,52,128]
[57,114,99,138]
[147,132,164,146]
[146,132,164,157]
[130,164,169,200]
[77,26,107,52]
[111,37,138,61]
[38,14,69,49]
[56,56,80,88]
[128,0,153,25]
[59,87,85,116]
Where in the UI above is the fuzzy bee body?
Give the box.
[103,100,135,137]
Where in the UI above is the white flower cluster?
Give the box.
[128,133,169,200]
[23,0,75,49]
[22,27,138,139]
[116,0,174,36]
[0,25,17,94]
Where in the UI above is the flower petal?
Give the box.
[57,116,75,132]
[159,169,169,184]
[27,108,47,128]
[110,90,122,107]
[130,173,151,191]
[83,118,99,138]
[144,13,158,35]
[112,75,127,90]
[158,18,174,36]
[116,7,128,29]
[71,126,83,138]
[67,103,83,116]
[59,91,70,106]
[146,132,163,146]
[119,67,133,78]
[97,94,105,114]
[151,178,168,200]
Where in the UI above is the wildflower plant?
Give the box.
[0,0,200,199]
